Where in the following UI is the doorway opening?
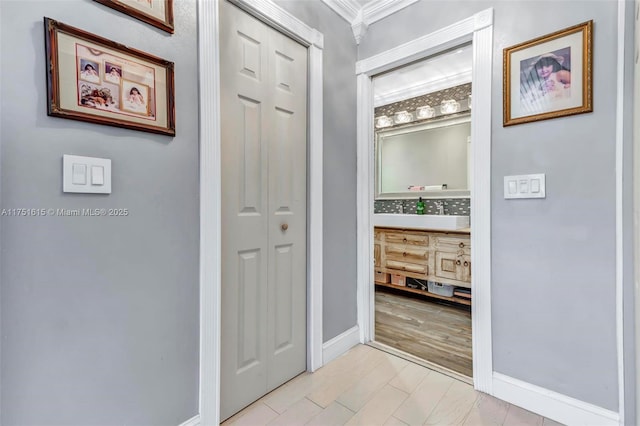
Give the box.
[370,46,473,380]
[355,8,494,393]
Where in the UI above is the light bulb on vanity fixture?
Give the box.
[394,110,413,124]
[375,115,393,128]
[440,99,460,114]
[415,105,435,119]
[467,94,472,109]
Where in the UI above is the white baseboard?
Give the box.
[322,325,360,365]
[178,414,200,426]
[492,373,619,426]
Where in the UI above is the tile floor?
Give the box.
[222,344,563,426]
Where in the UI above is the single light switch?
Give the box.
[531,178,541,193]
[91,166,104,185]
[63,155,111,194]
[519,179,528,193]
[508,180,517,194]
[72,163,87,185]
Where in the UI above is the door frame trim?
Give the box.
[355,8,494,393]
[616,1,629,424]
[198,1,324,424]
[634,0,640,422]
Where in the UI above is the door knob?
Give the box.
[281,223,288,231]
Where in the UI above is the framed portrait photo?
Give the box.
[94,0,174,34]
[503,20,592,126]
[44,17,176,136]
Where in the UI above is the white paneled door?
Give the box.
[219,1,308,420]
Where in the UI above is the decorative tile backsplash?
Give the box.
[374,198,470,216]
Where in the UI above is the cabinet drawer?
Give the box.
[434,235,470,253]
[434,251,471,283]
[385,259,428,275]
[384,231,429,246]
[385,244,428,263]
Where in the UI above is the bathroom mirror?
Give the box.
[375,114,471,199]
[373,44,473,200]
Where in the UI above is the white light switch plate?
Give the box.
[63,155,111,194]
[504,173,545,199]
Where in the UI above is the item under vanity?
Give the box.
[374,226,471,305]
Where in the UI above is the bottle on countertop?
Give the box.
[416,197,425,215]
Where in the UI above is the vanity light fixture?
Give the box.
[394,110,413,124]
[375,115,393,128]
[440,99,460,114]
[415,105,435,119]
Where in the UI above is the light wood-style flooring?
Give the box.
[222,344,562,425]
[375,289,473,377]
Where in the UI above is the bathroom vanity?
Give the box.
[374,226,471,305]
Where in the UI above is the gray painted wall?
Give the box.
[360,0,632,414]
[0,1,199,424]
[274,0,359,342]
[1,0,634,423]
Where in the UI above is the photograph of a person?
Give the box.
[78,83,118,110]
[104,62,122,84]
[121,80,150,115]
[503,20,592,126]
[520,48,571,107]
[78,58,100,84]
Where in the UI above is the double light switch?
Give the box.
[503,173,545,199]
[63,155,111,194]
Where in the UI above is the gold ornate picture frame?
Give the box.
[94,0,174,34]
[503,21,593,126]
[44,17,176,136]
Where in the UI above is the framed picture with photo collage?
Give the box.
[44,17,175,135]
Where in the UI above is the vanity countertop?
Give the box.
[375,225,471,234]
[372,213,469,231]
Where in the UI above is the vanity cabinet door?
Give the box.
[435,252,471,284]
[374,243,381,268]
[458,255,471,282]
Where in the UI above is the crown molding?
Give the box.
[351,11,368,44]
[362,0,419,25]
[321,0,419,44]
[322,0,360,23]
[373,70,472,107]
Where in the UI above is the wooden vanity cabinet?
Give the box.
[375,226,471,304]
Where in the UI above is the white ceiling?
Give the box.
[373,44,473,107]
